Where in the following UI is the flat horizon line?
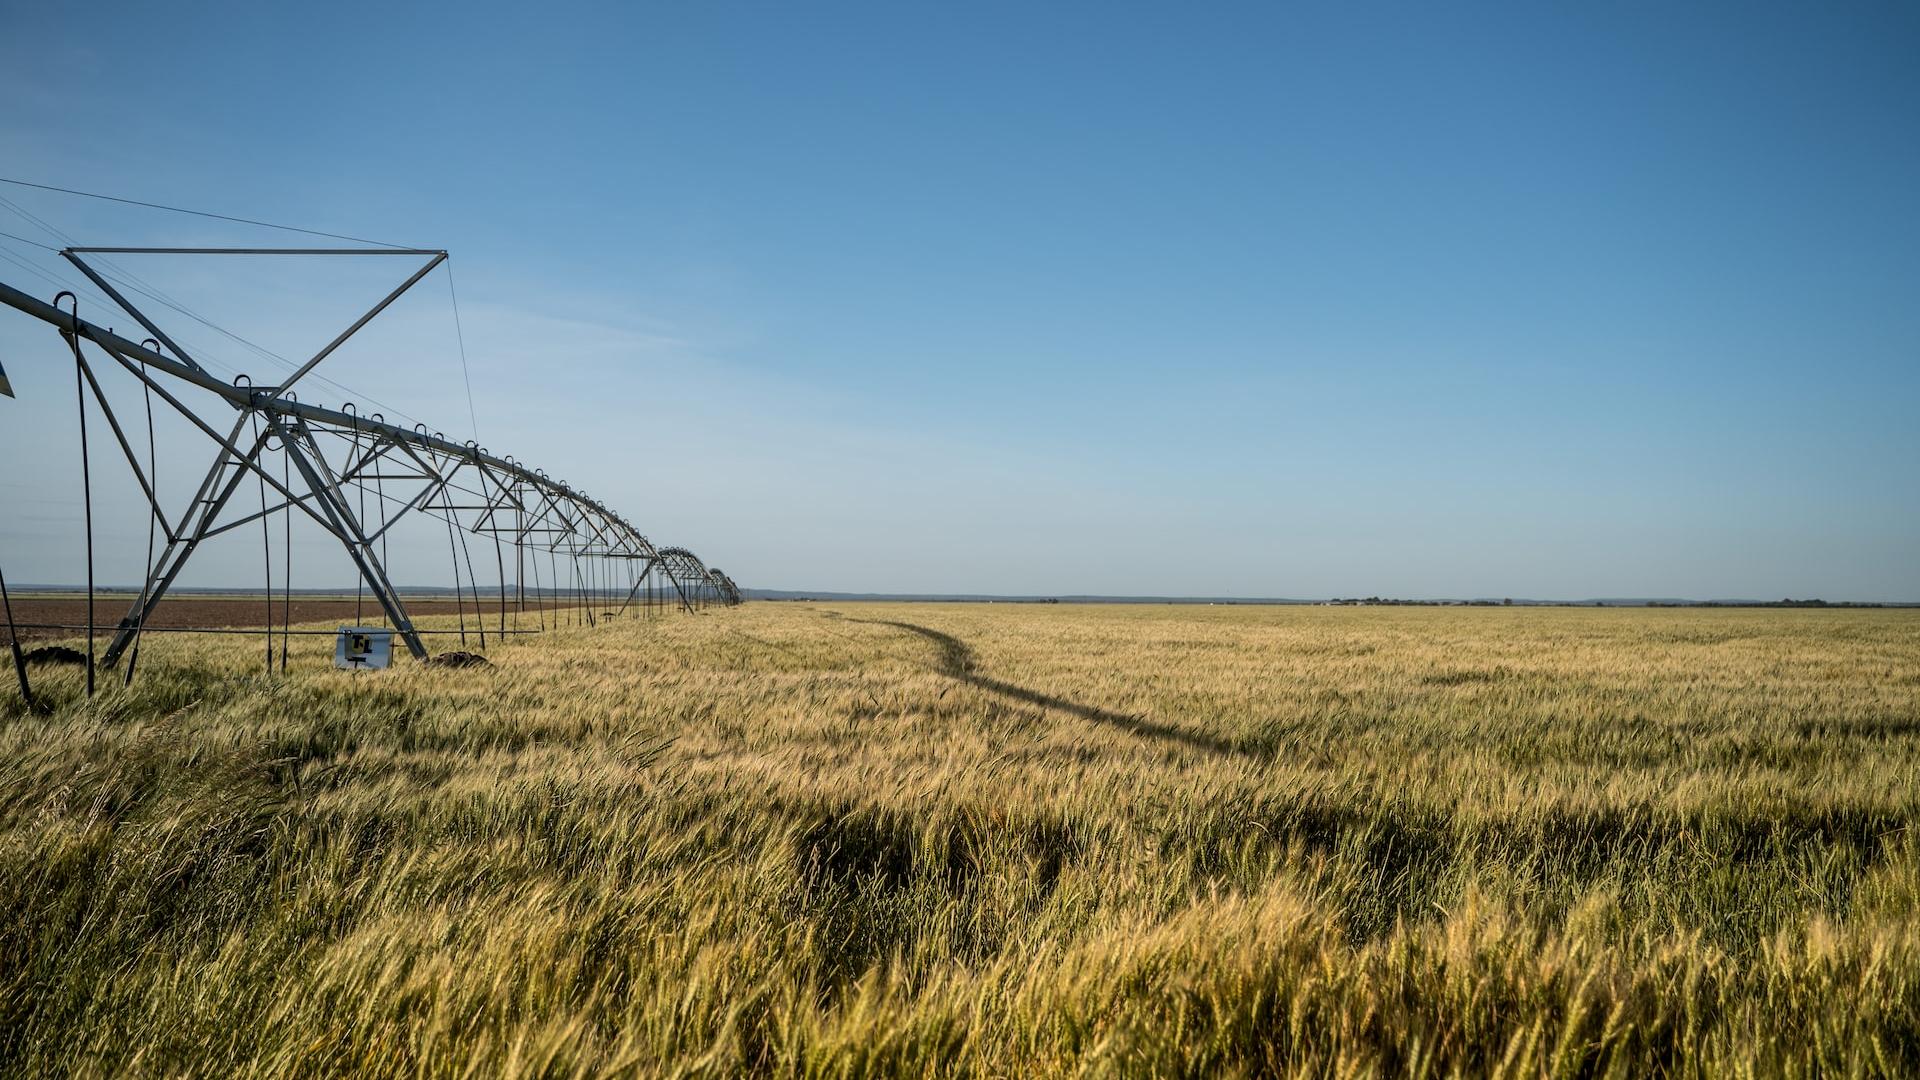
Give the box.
[7,584,1917,608]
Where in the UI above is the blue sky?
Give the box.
[1,1,1916,599]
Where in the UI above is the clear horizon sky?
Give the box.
[2,2,1916,600]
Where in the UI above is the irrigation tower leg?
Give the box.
[615,557,658,618]
[267,416,429,660]
[103,413,267,664]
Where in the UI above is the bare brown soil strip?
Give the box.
[2,597,562,645]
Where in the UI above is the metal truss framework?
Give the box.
[0,247,740,667]
[709,568,743,607]
[655,548,741,610]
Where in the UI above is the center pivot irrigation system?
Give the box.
[0,240,742,695]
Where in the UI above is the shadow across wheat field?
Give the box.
[1,602,1917,1076]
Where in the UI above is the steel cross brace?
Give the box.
[0,264,742,667]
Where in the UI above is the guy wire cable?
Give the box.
[0,176,412,249]
[446,259,480,444]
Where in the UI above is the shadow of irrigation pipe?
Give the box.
[830,613,1247,758]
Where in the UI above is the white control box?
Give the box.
[334,626,394,670]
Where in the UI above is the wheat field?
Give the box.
[2,602,1917,1077]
